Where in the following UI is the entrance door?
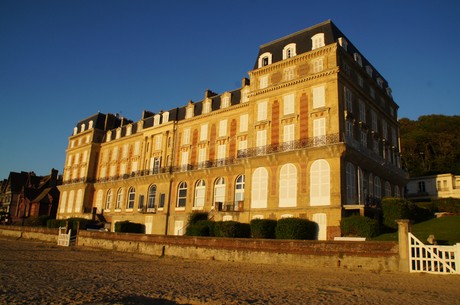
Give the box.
[313,213,327,240]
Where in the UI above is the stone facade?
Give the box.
[57,20,407,239]
[406,173,460,201]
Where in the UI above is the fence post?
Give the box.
[396,219,412,272]
[456,243,460,275]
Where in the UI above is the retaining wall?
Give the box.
[0,226,400,272]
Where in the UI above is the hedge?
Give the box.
[340,215,380,238]
[213,221,251,238]
[275,218,316,240]
[432,197,460,213]
[185,220,214,237]
[250,219,277,239]
[381,198,414,229]
[114,221,145,233]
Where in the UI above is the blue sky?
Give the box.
[1,0,459,179]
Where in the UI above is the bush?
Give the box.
[433,197,460,213]
[382,198,413,229]
[47,219,67,228]
[187,212,209,225]
[23,215,52,227]
[185,220,214,237]
[340,215,380,238]
[213,221,251,238]
[250,219,277,239]
[114,221,145,233]
[275,218,316,240]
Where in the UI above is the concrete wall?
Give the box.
[0,226,399,272]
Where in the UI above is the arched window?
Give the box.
[394,186,401,198]
[60,191,67,213]
[310,160,330,206]
[311,33,325,50]
[346,163,356,204]
[67,190,75,213]
[357,167,364,205]
[147,185,156,209]
[251,167,268,208]
[75,189,83,213]
[234,175,245,206]
[385,181,392,198]
[105,189,112,210]
[214,177,226,205]
[279,164,297,207]
[116,188,124,210]
[177,182,187,208]
[96,190,103,213]
[194,180,206,208]
[368,173,374,198]
[127,187,135,209]
[374,176,382,200]
[258,52,272,68]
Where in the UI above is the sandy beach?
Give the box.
[0,237,459,305]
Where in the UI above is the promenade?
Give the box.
[0,237,459,305]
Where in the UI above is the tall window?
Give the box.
[181,151,189,170]
[279,164,297,207]
[105,189,112,210]
[284,124,295,144]
[147,185,156,209]
[219,119,227,137]
[346,163,356,204]
[214,177,226,205]
[283,93,295,115]
[374,176,382,199]
[176,182,187,208]
[234,175,245,205]
[60,191,67,213]
[312,85,325,108]
[283,43,296,59]
[194,180,206,208]
[284,67,295,81]
[359,99,366,122]
[345,87,353,112]
[217,144,226,162]
[96,190,103,213]
[67,190,75,213]
[257,101,268,121]
[251,167,268,208]
[313,118,326,146]
[200,124,208,141]
[198,148,207,168]
[127,187,135,209]
[310,160,330,206]
[256,130,267,155]
[385,181,392,198]
[116,188,124,210]
[182,128,190,145]
[153,157,161,173]
[240,114,248,132]
[155,135,162,150]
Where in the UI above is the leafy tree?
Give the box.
[399,115,460,176]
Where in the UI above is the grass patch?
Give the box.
[372,216,460,245]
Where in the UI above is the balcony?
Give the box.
[214,201,244,212]
[237,133,340,158]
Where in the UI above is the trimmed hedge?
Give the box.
[188,212,209,225]
[275,218,316,240]
[340,215,380,238]
[250,219,277,239]
[433,197,460,213]
[114,221,145,233]
[213,221,251,238]
[185,220,214,237]
[382,198,414,229]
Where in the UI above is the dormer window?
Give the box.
[221,94,230,109]
[73,127,78,135]
[241,87,249,103]
[282,43,297,59]
[311,33,325,50]
[365,65,373,77]
[162,111,169,123]
[88,120,94,129]
[258,52,272,68]
[106,130,112,142]
[116,128,121,139]
[376,77,384,88]
[186,101,194,119]
[203,100,211,114]
[386,87,393,98]
[80,124,86,132]
[154,114,161,126]
[354,53,362,67]
[126,125,132,136]
[338,37,348,51]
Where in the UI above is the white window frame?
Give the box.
[311,33,325,50]
[282,43,297,59]
[283,93,295,115]
[251,167,268,208]
[239,114,248,133]
[200,124,208,141]
[219,119,227,138]
[310,159,330,206]
[312,85,325,109]
[257,100,268,121]
[194,180,206,208]
[279,163,297,207]
[258,52,272,68]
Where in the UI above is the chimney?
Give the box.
[241,77,250,87]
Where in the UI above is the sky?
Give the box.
[1,0,459,179]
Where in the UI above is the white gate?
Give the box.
[57,227,76,247]
[409,232,460,274]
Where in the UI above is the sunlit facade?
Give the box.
[57,20,407,239]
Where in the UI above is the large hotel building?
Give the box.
[57,20,407,239]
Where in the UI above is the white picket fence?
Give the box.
[409,232,460,274]
[57,227,76,247]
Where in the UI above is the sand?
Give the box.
[0,237,459,305]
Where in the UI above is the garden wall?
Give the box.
[0,226,399,272]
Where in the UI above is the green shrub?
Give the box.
[250,219,277,239]
[185,220,214,236]
[213,221,251,238]
[340,215,380,238]
[433,197,460,213]
[23,215,52,227]
[187,212,209,225]
[114,221,145,233]
[47,219,67,228]
[382,198,413,229]
[275,218,316,240]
